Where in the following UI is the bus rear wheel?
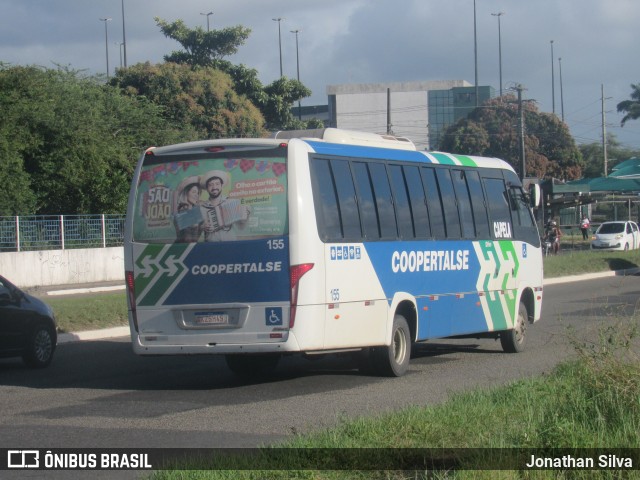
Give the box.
[500,302,527,353]
[225,354,281,377]
[371,315,411,377]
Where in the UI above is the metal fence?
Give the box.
[0,215,125,252]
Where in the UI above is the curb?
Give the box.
[543,267,640,285]
[55,268,640,345]
[58,326,130,344]
[47,285,125,296]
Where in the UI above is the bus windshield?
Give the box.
[132,152,288,244]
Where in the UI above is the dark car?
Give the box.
[0,275,57,368]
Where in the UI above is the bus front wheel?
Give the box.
[371,315,411,377]
[500,302,528,353]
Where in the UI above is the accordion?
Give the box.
[203,200,247,231]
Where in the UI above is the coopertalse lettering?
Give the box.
[192,262,283,275]
[391,250,470,273]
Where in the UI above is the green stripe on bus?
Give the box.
[431,153,457,165]
[136,243,189,307]
[454,155,477,167]
[486,294,508,330]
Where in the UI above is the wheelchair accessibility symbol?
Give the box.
[266,307,283,326]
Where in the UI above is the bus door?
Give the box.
[480,173,519,331]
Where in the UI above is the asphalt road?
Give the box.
[1,274,639,476]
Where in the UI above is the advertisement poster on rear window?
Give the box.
[133,157,287,243]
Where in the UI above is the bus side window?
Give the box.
[420,167,446,239]
[508,186,540,246]
[330,159,362,240]
[388,165,414,239]
[402,165,431,238]
[352,162,380,240]
[483,177,512,239]
[465,170,490,239]
[310,159,342,241]
[368,163,398,240]
[451,169,476,239]
[435,168,461,239]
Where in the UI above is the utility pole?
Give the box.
[559,57,564,121]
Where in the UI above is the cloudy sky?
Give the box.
[1,0,639,149]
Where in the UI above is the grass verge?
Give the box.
[44,291,127,333]
[543,249,639,278]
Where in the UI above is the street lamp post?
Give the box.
[491,12,504,98]
[200,11,213,31]
[115,42,123,68]
[473,0,478,107]
[272,17,285,77]
[121,0,127,67]
[559,57,564,122]
[550,40,555,115]
[291,29,301,119]
[99,17,112,79]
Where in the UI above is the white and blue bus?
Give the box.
[124,128,543,377]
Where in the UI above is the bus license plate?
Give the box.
[195,312,228,325]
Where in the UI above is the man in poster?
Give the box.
[200,170,250,242]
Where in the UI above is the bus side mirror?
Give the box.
[529,184,541,208]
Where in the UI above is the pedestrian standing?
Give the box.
[580,215,590,240]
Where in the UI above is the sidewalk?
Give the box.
[52,267,640,345]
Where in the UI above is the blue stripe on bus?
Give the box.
[163,238,290,305]
[363,240,490,339]
[304,140,435,164]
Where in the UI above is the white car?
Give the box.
[591,220,640,251]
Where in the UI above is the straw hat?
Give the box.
[200,170,230,189]
[176,175,201,194]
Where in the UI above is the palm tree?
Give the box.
[617,83,640,126]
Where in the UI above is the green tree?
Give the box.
[154,17,312,130]
[155,18,251,66]
[0,64,187,215]
[440,96,582,180]
[0,65,38,214]
[617,83,640,126]
[111,62,265,139]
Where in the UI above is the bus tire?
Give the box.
[371,315,411,377]
[500,302,527,353]
[225,354,280,377]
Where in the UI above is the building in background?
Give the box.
[291,104,330,124]
[326,80,495,150]
[428,85,495,150]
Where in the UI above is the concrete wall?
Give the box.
[0,247,124,288]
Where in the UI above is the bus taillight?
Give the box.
[125,270,138,332]
[289,263,314,328]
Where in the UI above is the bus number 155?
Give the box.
[267,239,285,250]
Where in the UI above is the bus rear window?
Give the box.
[132,154,287,243]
